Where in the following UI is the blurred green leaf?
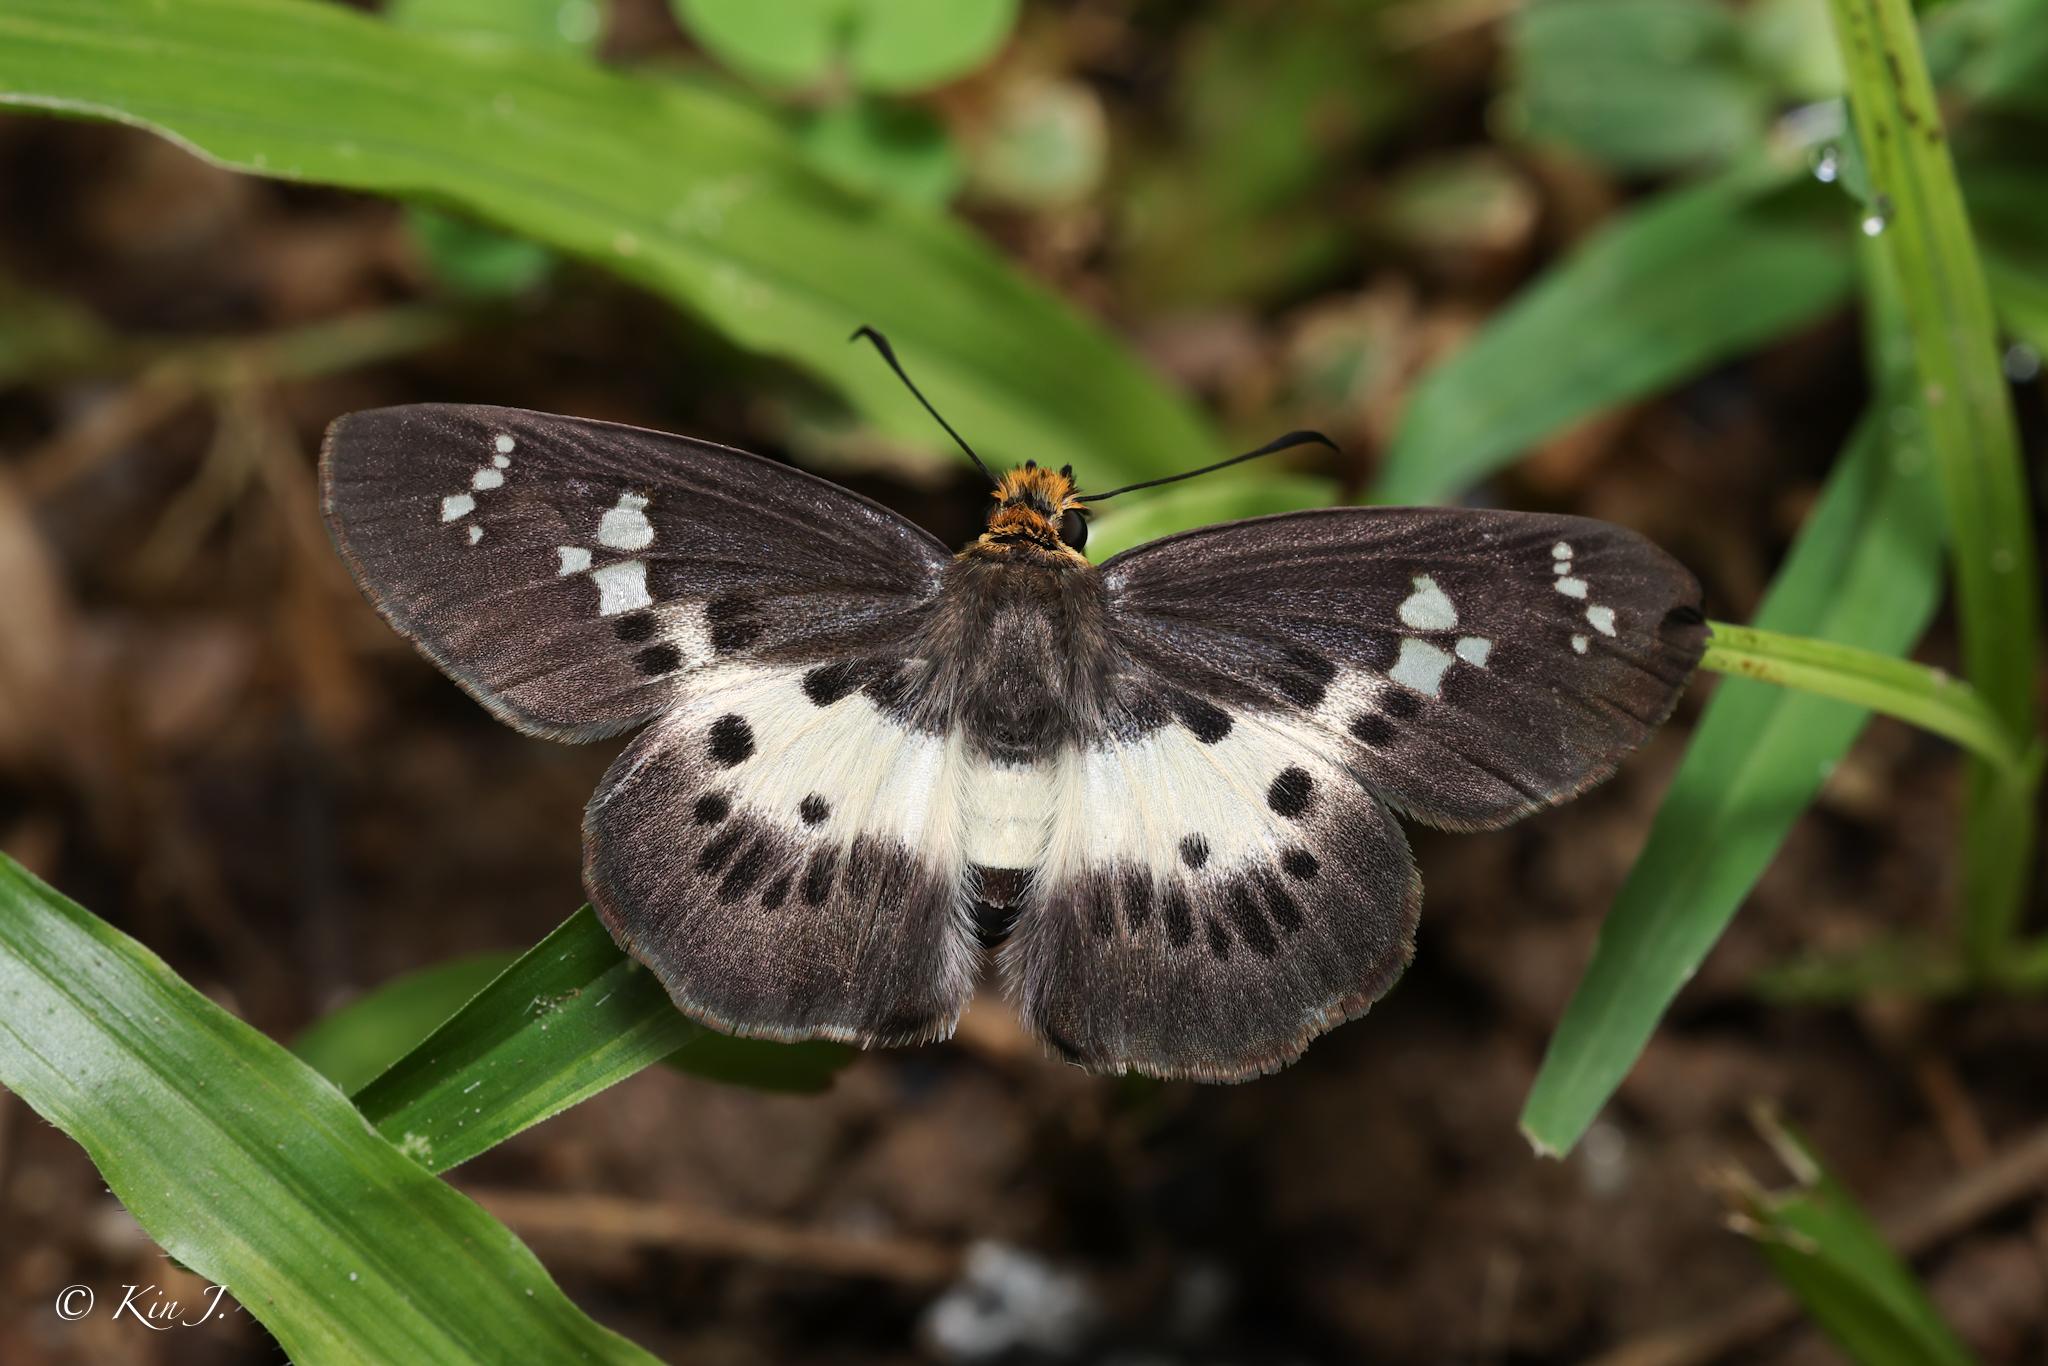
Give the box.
[1125,1,1405,306]
[1731,1109,1980,1366]
[0,855,657,1364]
[1507,0,1772,172]
[295,950,515,1094]
[0,0,1219,485]
[797,97,962,207]
[388,0,597,297]
[350,907,852,1175]
[1087,474,1339,562]
[1377,170,1851,504]
[387,0,602,48]
[408,208,557,298]
[1828,0,2040,966]
[1521,399,1943,1154]
[966,77,1107,209]
[673,0,1018,93]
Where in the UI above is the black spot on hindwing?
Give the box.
[1267,766,1314,818]
[636,643,682,676]
[1168,691,1233,744]
[611,611,656,643]
[800,794,830,825]
[1179,834,1210,869]
[707,714,754,766]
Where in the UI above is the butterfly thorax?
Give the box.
[920,551,1114,765]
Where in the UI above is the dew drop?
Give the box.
[1859,193,1893,237]
[2003,344,2041,383]
[1811,145,1840,184]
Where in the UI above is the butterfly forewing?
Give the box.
[1098,507,1707,830]
[320,404,948,739]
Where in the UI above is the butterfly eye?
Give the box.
[1059,508,1089,551]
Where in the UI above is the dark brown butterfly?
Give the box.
[321,351,1704,1082]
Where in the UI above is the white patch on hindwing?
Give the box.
[622,664,982,996]
[1042,708,1348,890]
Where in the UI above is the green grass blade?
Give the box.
[1826,0,2042,965]
[0,0,1219,484]
[1520,400,1943,1155]
[0,855,658,1364]
[1730,1109,1980,1366]
[1699,624,2025,778]
[349,907,849,1174]
[1374,170,1850,504]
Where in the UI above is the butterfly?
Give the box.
[321,334,1706,1082]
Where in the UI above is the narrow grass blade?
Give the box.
[1520,401,1943,1155]
[1374,170,1849,504]
[1826,0,2042,965]
[1726,1108,1980,1366]
[0,856,658,1364]
[1699,625,2025,778]
[349,907,850,1174]
[0,0,1219,484]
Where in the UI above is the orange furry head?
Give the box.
[974,462,1089,559]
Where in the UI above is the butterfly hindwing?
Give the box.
[1004,705,1419,1081]
[1098,507,1707,830]
[583,660,983,1046]
[320,403,949,740]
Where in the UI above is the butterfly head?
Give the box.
[976,461,1090,560]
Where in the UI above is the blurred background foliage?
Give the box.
[0,0,2044,1362]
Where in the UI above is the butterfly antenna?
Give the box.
[1084,429,1339,501]
[849,326,997,486]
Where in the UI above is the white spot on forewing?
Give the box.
[1572,634,1590,654]
[472,467,505,490]
[468,524,483,545]
[1389,638,1455,698]
[1553,542,1573,560]
[1555,576,1588,599]
[493,453,511,469]
[591,558,651,615]
[1396,575,1458,631]
[440,493,475,522]
[1455,636,1492,667]
[598,492,654,551]
[1586,605,1617,636]
[556,546,592,576]
[494,433,516,455]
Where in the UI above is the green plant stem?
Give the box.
[1825,0,2042,970]
[1699,622,2033,781]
